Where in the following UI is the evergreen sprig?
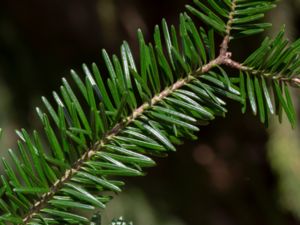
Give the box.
[186,0,277,39]
[0,0,298,224]
[239,27,300,126]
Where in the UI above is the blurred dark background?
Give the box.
[1,0,300,225]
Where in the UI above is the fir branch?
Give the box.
[21,1,249,216]
[224,58,300,86]
[0,1,298,224]
[22,51,225,225]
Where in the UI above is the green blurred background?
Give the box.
[1,0,300,224]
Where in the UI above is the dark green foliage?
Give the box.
[240,27,299,127]
[0,0,299,224]
[186,0,277,38]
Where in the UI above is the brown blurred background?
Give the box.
[1,0,300,224]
